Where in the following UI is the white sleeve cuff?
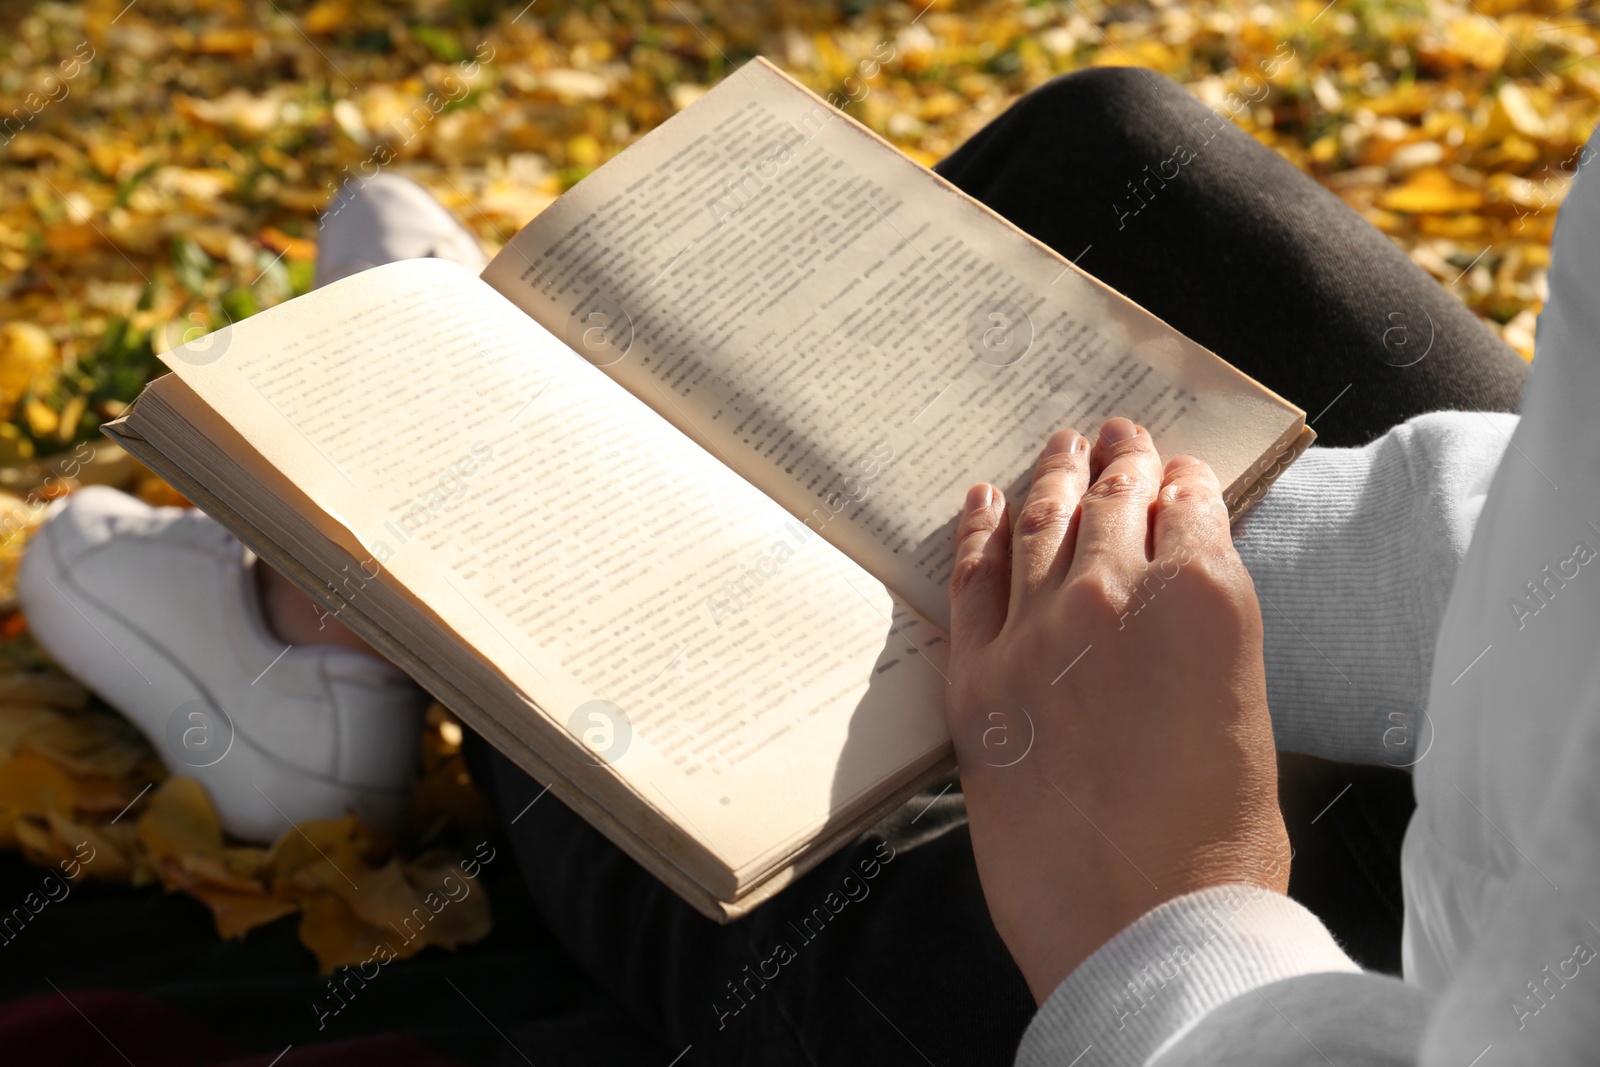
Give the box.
[1015,885,1360,1067]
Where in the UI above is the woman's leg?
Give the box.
[471,747,1030,1067]
[484,66,1528,1063]
[933,66,1527,448]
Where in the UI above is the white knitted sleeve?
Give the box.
[1233,411,1515,766]
[1015,886,1359,1067]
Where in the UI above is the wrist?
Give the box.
[1006,827,1295,1004]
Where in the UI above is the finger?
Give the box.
[1151,455,1233,565]
[1070,418,1165,582]
[1008,428,1091,608]
[949,483,1011,654]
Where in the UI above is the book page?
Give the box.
[153,258,951,882]
[482,57,1306,632]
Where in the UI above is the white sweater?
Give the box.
[1017,136,1600,1067]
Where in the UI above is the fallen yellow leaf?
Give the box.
[138,777,224,859]
[1380,168,1485,214]
[0,751,78,814]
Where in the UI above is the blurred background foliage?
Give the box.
[0,0,1594,468]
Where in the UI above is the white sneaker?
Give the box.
[316,172,488,287]
[18,486,428,843]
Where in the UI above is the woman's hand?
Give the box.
[946,417,1290,1004]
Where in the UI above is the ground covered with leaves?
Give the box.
[0,0,1596,963]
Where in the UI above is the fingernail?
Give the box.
[1042,429,1084,457]
[1099,417,1138,445]
[965,484,993,513]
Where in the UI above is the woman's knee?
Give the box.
[1014,65,1199,144]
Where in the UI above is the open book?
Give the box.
[105,57,1312,920]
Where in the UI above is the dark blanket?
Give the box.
[0,849,669,1065]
